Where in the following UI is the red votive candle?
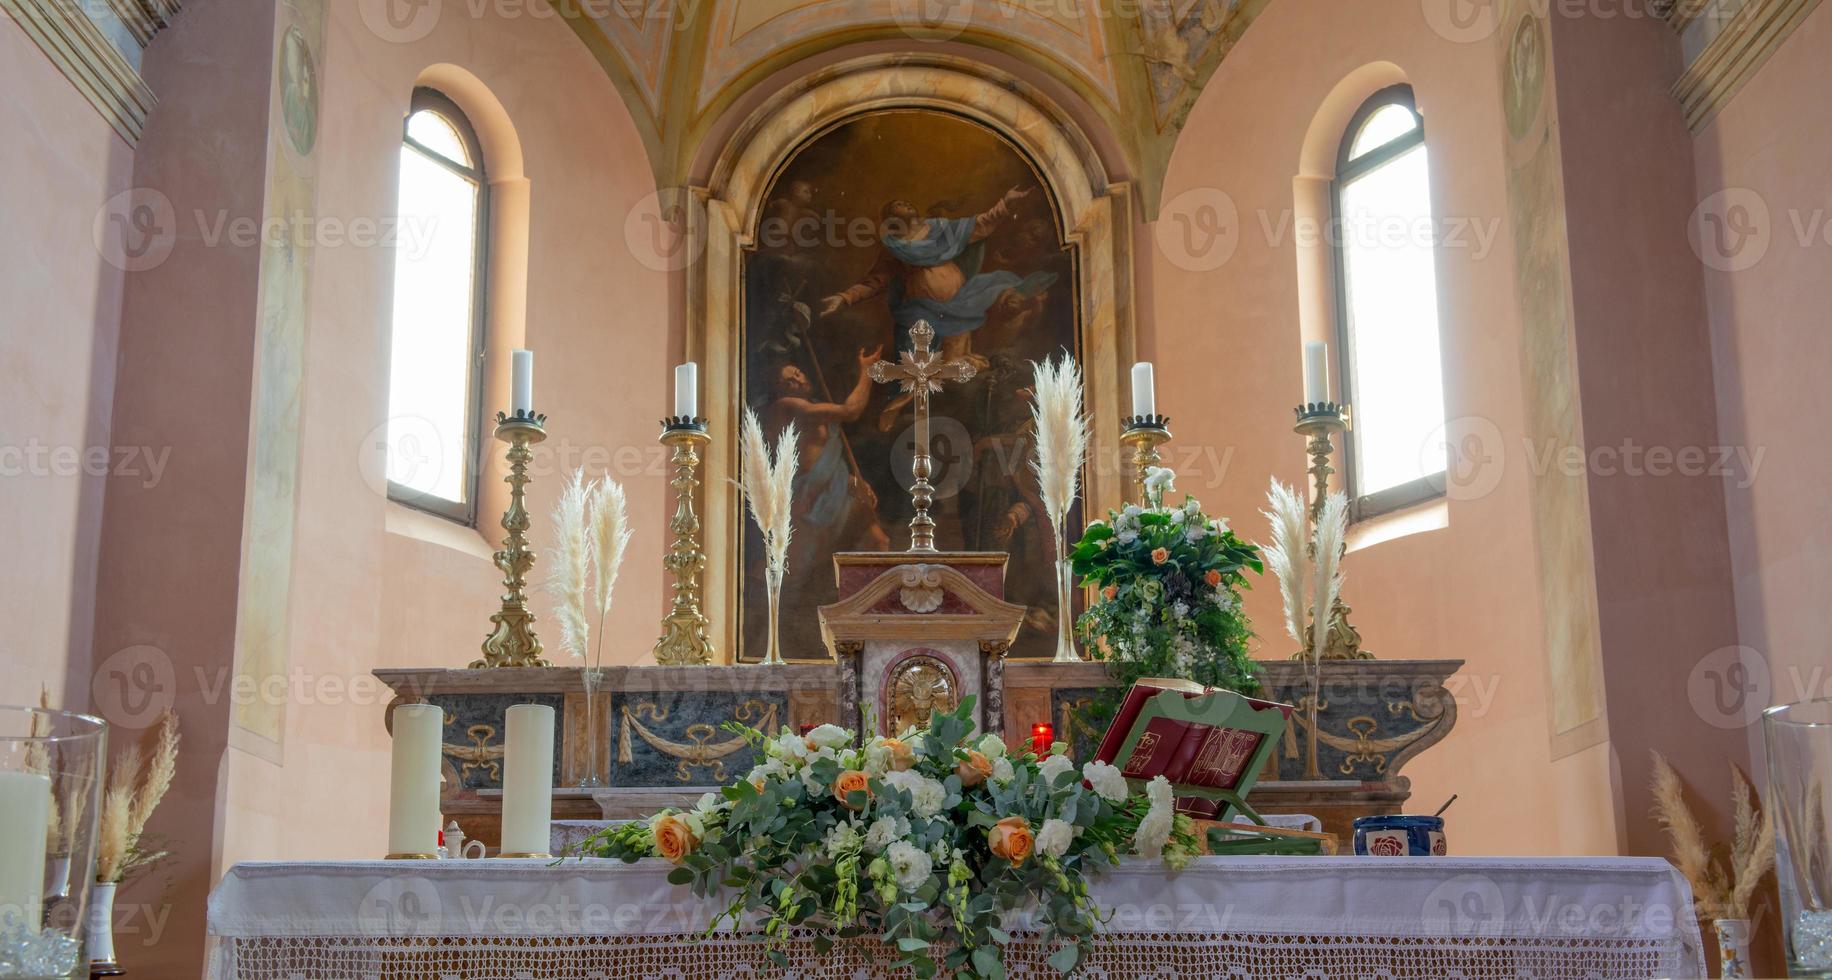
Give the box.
[1031,723,1054,756]
[799,724,816,737]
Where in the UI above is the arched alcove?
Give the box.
[688,54,1137,662]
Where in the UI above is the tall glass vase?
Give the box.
[0,706,105,980]
[1053,537,1080,664]
[577,667,603,788]
[1765,698,1832,977]
[762,565,786,666]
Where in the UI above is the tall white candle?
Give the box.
[500,704,555,857]
[387,704,444,857]
[1131,362,1156,419]
[512,349,534,415]
[674,362,699,419]
[0,771,51,931]
[1303,342,1329,404]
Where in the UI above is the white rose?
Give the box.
[1037,818,1076,859]
[883,769,946,818]
[991,757,1015,784]
[1133,775,1175,859]
[864,815,907,853]
[1144,467,1176,494]
[976,734,1007,759]
[1082,761,1131,802]
[806,724,852,750]
[886,840,934,894]
[1038,753,1075,785]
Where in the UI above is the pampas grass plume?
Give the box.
[1029,352,1090,538]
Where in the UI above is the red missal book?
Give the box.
[1094,678,1207,767]
[1096,680,1295,819]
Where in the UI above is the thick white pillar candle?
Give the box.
[387,704,444,857]
[0,771,51,931]
[512,349,534,415]
[1131,362,1156,418]
[1303,342,1329,404]
[500,704,555,856]
[674,362,698,419]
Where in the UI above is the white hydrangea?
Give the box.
[863,815,908,853]
[886,841,934,894]
[805,724,851,750]
[1184,523,1209,544]
[823,821,862,859]
[1117,529,1139,545]
[990,757,1015,785]
[1038,753,1076,785]
[883,770,946,818]
[975,733,1007,759]
[1036,818,1076,859]
[1133,775,1175,859]
[1144,467,1176,495]
[1082,761,1131,802]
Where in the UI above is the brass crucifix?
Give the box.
[870,320,977,553]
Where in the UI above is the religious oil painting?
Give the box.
[740,108,1081,662]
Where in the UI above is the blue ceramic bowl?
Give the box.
[1353,814,1447,856]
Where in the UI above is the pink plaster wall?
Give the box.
[0,16,133,707]
[1149,0,1620,855]
[1693,3,1832,789]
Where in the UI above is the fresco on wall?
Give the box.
[739,109,1081,662]
[230,0,322,754]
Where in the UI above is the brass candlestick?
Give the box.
[1120,415,1172,503]
[1291,401,1371,663]
[653,417,715,666]
[474,411,551,669]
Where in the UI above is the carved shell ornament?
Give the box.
[898,564,945,613]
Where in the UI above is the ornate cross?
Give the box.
[870,320,977,552]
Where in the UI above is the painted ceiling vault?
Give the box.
[557,0,1271,215]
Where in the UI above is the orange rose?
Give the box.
[833,769,873,809]
[1205,569,1222,587]
[957,750,994,788]
[988,816,1035,866]
[881,738,916,772]
[1151,547,1171,565]
[651,814,699,864]
[1102,585,1119,601]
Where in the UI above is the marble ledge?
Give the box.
[374,663,842,699]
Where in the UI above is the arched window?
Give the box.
[386,88,489,523]
[1332,85,1446,520]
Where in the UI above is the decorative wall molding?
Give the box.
[1672,0,1825,131]
[1,0,171,144]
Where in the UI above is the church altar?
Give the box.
[205,856,1704,979]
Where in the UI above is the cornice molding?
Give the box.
[2,0,165,144]
[1663,0,1710,33]
[104,0,177,46]
[1673,0,1825,131]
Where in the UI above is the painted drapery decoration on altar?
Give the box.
[583,696,1204,977]
[741,108,1081,661]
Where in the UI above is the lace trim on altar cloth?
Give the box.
[210,930,1692,979]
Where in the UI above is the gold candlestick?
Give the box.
[1120,415,1172,503]
[473,411,551,669]
[1291,401,1371,662]
[653,417,715,666]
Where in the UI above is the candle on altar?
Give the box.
[387,704,444,858]
[1030,723,1054,757]
[512,349,534,415]
[500,704,555,856]
[0,771,50,931]
[674,362,698,419]
[1303,342,1329,404]
[1131,362,1156,418]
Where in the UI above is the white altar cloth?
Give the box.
[207,856,1704,979]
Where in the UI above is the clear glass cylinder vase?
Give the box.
[1764,698,1832,978]
[1053,543,1080,664]
[0,706,105,980]
[577,668,603,788]
[762,566,786,666]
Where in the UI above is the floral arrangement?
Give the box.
[584,697,1204,977]
[1069,467,1263,700]
[96,708,179,883]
